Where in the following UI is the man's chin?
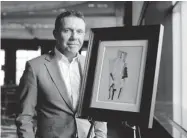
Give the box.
[67,49,79,55]
[70,46,81,52]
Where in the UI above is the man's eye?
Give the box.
[77,30,84,34]
[62,29,70,33]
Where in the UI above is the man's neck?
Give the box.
[57,47,77,63]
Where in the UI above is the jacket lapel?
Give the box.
[76,55,85,112]
[44,53,74,112]
[78,55,85,81]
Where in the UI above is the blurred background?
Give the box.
[1,1,187,138]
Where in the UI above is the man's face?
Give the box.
[54,16,86,56]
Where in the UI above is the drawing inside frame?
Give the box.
[91,40,148,112]
[78,25,164,128]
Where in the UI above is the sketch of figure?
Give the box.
[108,50,128,100]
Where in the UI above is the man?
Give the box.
[16,10,107,138]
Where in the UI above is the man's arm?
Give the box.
[94,121,107,138]
[15,62,37,138]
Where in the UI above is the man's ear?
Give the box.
[53,30,57,39]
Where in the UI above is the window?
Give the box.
[172,1,187,137]
[140,1,187,137]
[0,49,5,86]
[16,49,41,85]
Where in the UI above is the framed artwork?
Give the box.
[78,25,164,128]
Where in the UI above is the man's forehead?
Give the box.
[59,17,85,31]
[61,16,85,25]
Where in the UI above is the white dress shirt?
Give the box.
[55,48,81,109]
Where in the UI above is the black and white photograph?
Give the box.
[1,1,187,138]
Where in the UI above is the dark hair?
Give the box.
[54,10,85,31]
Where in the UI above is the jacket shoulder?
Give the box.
[26,53,53,72]
[27,54,47,65]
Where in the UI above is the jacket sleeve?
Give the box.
[94,121,107,138]
[15,61,37,138]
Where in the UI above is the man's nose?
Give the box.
[70,31,78,40]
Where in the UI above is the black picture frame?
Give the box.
[77,25,164,128]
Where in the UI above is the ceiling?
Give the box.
[1,1,125,40]
[1,1,85,13]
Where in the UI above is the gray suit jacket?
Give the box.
[16,51,107,138]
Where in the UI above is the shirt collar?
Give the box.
[55,47,79,63]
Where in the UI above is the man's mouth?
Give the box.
[68,43,79,46]
[69,43,78,45]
